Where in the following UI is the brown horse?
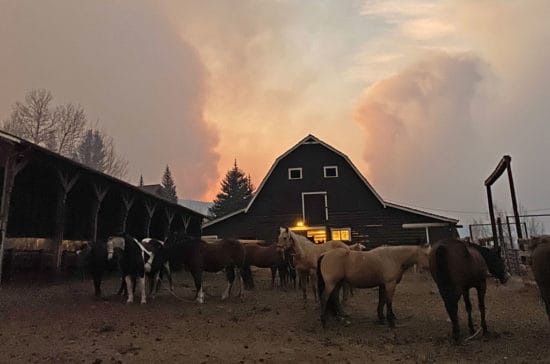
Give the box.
[166,231,246,303]
[317,244,431,328]
[429,238,510,343]
[241,242,284,289]
[529,236,550,323]
[277,227,350,303]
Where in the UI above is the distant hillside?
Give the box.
[179,199,213,216]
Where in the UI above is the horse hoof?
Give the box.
[141,301,147,305]
[126,300,133,304]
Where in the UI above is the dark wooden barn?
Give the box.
[0,131,204,282]
[203,135,458,246]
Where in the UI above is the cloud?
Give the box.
[0,0,219,199]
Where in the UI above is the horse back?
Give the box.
[244,243,280,267]
[532,242,550,294]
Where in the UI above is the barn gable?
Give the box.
[203,134,458,245]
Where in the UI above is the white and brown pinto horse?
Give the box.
[317,244,431,328]
[107,234,150,304]
[277,227,350,303]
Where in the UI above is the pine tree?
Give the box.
[161,165,178,203]
[139,175,144,187]
[209,160,254,218]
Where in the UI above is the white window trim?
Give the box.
[288,167,303,180]
[330,227,352,241]
[323,165,339,178]
[301,191,328,222]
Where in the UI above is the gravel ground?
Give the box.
[0,269,549,363]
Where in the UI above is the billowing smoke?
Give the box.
[0,0,219,199]
[354,52,488,210]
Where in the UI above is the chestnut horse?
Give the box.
[241,242,284,290]
[277,227,350,303]
[529,236,550,323]
[165,231,246,303]
[317,244,431,328]
[429,238,510,343]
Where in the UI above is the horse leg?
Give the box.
[270,266,276,289]
[193,270,205,304]
[221,267,235,301]
[124,275,134,303]
[92,269,102,297]
[441,289,461,342]
[139,276,146,304]
[463,289,475,334]
[237,268,245,301]
[299,271,308,304]
[384,282,397,329]
[164,262,173,292]
[310,270,318,303]
[477,281,488,335]
[377,285,386,323]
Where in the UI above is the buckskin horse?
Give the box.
[317,244,431,328]
[429,238,510,343]
[277,227,350,304]
[165,231,246,303]
[529,236,550,323]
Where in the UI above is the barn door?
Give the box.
[302,192,327,225]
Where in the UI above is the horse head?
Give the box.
[415,243,432,271]
[482,245,511,284]
[277,227,294,252]
[106,235,125,260]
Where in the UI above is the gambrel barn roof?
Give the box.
[204,134,457,227]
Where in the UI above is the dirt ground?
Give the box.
[0,269,549,364]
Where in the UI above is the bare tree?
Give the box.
[3,89,55,145]
[49,103,87,155]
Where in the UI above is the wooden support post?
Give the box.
[144,200,156,238]
[90,182,109,242]
[506,161,523,240]
[120,193,135,233]
[182,215,191,234]
[486,185,498,247]
[54,169,79,271]
[0,150,30,285]
[164,209,175,240]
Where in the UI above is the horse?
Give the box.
[317,244,431,328]
[165,231,246,303]
[107,234,149,304]
[342,242,367,301]
[529,236,550,323]
[276,227,350,303]
[76,240,108,297]
[241,242,284,290]
[141,238,173,298]
[429,238,510,343]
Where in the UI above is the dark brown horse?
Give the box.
[166,231,246,303]
[429,238,510,343]
[529,236,550,323]
[241,242,284,290]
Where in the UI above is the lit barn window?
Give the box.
[288,167,302,180]
[331,228,351,241]
[323,166,338,178]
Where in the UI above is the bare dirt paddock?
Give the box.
[1,270,549,364]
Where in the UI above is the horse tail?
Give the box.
[435,244,452,289]
[317,254,326,303]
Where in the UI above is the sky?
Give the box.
[1,0,549,229]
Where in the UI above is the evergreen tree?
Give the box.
[209,160,254,218]
[161,165,178,203]
[139,175,144,187]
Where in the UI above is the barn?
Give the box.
[203,135,458,246]
[0,131,204,282]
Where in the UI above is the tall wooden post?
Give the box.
[144,200,156,238]
[90,182,109,242]
[506,160,523,240]
[182,215,191,234]
[120,193,134,233]
[54,169,79,271]
[0,149,29,285]
[486,185,498,247]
